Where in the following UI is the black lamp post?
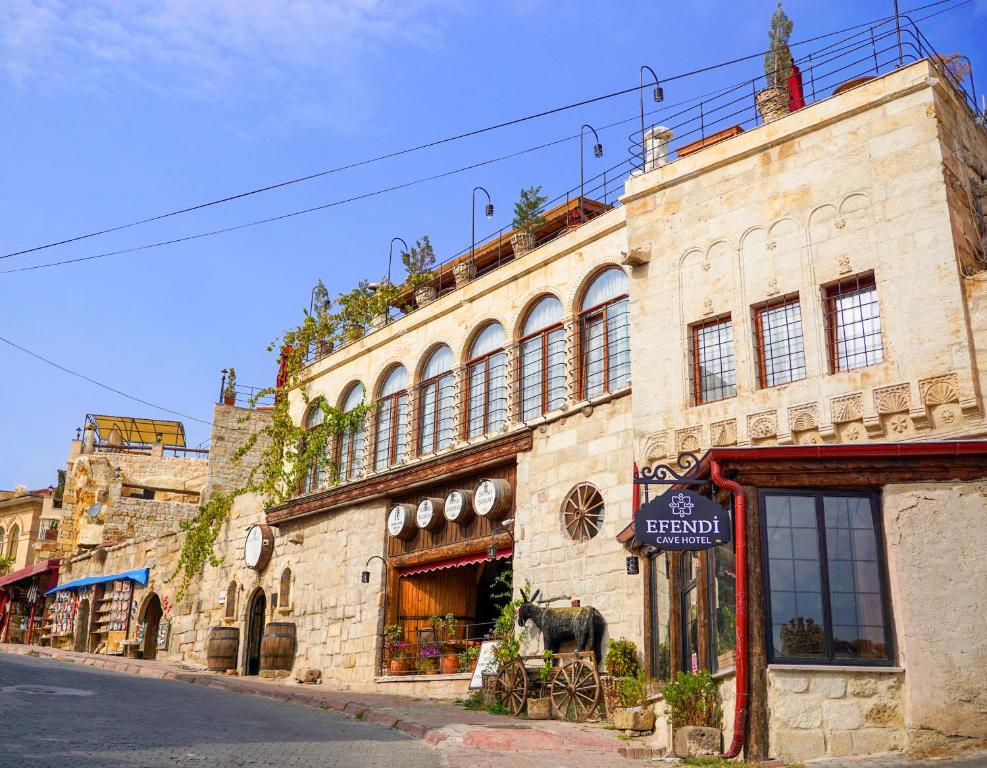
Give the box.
[487,518,514,560]
[387,237,408,286]
[579,124,603,222]
[639,65,664,171]
[472,186,494,271]
[362,555,388,673]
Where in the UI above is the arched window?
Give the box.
[579,268,630,398]
[7,524,19,561]
[225,580,237,619]
[0,528,5,555]
[279,568,292,608]
[337,383,366,481]
[418,345,456,454]
[466,323,507,438]
[375,366,410,470]
[300,404,326,493]
[519,296,566,420]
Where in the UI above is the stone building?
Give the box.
[43,48,987,763]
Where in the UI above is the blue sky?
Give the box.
[1,0,984,489]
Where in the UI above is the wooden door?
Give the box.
[397,566,478,644]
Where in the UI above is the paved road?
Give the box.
[0,653,442,768]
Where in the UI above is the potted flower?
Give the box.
[418,642,441,675]
[223,368,237,406]
[384,624,412,674]
[613,670,656,734]
[433,613,461,675]
[458,644,481,673]
[664,670,723,758]
[756,3,793,123]
[527,649,554,720]
[510,186,547,257]
[401,236,438,307]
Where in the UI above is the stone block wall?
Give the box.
[103,497,198,542]
[206,405,274,495]
[768,668,905,761]
[513,394,640,656]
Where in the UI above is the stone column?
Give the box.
[503,341,520,427]
[563,315,580,405]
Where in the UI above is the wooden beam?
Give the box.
[266,429,532,524]
[744,485,770,762]
[387,532,513,570]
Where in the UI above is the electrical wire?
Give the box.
[0,334,213,428]
[0,0,963,264]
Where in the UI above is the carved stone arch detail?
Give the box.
[874,383,911,414]
[838,191,872,217]
[510,289,565,340]
[678,246,706,270]
[564,261,630,317]
[675,425,703,454]
[705,239,732,268]
[807,203,839,238]
[748,411,778,440]
[789,402,819,433]
[641,430,668,461]
[920,373,960,406]
[412,340,458,385]
[831,393,864,424]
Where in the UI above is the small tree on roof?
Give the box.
[765,2,794,89]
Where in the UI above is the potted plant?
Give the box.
[430,613,460,674]
[756,2,793,123]
[369,280,401,330]
[337,281,375,341]
[603,638,641,720]
[401,235,438,307]
[223,368,237,406]
[458,644,481,673]
[384,625,411,674]
[612,670,656,734]
[418,642,441,675]
[664,670,723,758]
[511,186,547,256]
[527,649,554,720]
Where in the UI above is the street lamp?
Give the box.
[579,124,603,222]
[639,66,664,170]
[361,555,388,674]
[472,186,494,273]
[487,517,514,560]
[387,237,408,286]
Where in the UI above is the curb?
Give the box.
[1,645,450,748]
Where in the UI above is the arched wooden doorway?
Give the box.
[243,589,266,676]
[140,593,164,660]
[74,598,91,653]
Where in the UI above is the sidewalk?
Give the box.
[0,643,654,767]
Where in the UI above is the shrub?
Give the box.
[662,670,723,729]
[605,638,640,678]
[764,2,794,88]
[511,186,548,235]
[616,670,647,708]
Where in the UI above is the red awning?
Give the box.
[0,558,60,589]
[399,547,512,577]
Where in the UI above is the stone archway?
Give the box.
[138,593,164,660]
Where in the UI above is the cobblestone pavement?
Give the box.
[802,752,987,768]
[0,653,442,768]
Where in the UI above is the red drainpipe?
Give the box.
[712,458,748,759]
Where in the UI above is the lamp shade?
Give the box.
[485,203,494,218]
[625,556,640,575]
[593,143,603,158]
[360,570,370,584]
[653,85,664,103]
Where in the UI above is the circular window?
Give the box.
[562,483,605,541]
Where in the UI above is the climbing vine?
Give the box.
[169,290,374,598]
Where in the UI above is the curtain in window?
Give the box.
[301,406,327,492]
[375,367,409,470]
[467,323,507,438]
[338,383,366,480]
[580,268,629,398]
[520,296,566,420]
[419,346,455,453]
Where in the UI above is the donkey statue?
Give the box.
[517,587,606,667]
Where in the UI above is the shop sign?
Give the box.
[468,640,499,690]
[416,498,445,532]
[244,524,274,571]
[444,490,474,524]
[387,504,416,540]
[634,490,731,551]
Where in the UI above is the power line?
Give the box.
[0,0,961,264]
[0,334,213,428]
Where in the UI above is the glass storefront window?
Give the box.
[710,544,736,672]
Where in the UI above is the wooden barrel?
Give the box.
[206,626,239,672]
[260,622,296,672]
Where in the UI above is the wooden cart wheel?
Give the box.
[549,658,600,722]
[494,657,528,716]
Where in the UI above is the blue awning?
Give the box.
[45,567,149,596]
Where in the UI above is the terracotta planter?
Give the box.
[440,654,460,675]
[527,697,552,720]
[673,725,721,758]
[389,658,412,674]
[415,286,437,307]
[223,396,236,406]
[755,85,790,123]
[511,231,535,256]
[453,260,476,287]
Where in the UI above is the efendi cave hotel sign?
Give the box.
[634,490,731,551]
